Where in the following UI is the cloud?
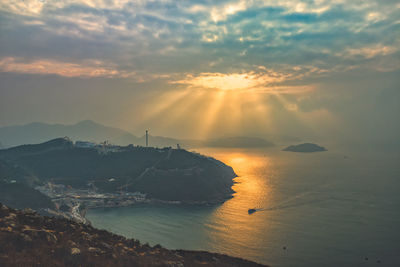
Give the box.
[172,72,277,91]
[0,57,135,78]
[0,0,131,16]
[0,0,398,85]
[341,44,398,59]
[169,66,320,93]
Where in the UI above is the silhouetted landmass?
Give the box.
[0,138,236,203]
[0,120,184,148]
[0,120,134,147]
[283,143,327,153]
[0,120,296,149]
[0,204,267,267]
[205,136,274,148]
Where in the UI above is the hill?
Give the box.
[0,120,296,149]
[0,120,138,148]
[0,181,55,212]
[0,138,237,204]
[0,120,297,149]
[0,204,267,267]
[0,120,187,148]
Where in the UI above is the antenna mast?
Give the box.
[145,130,148,147]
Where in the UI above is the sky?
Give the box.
[0,0,399,144]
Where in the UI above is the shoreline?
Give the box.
[40,189,235,225]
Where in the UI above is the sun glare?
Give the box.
[129,69,312,139]
[130,83,311,140]
[190,73,261,90]
[172,72,289,91]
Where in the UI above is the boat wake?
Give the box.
[252,183,355,213]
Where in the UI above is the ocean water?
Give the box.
[86,148,400,266]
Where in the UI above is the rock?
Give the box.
[71,247,81,255]
[88,247,102,254]
[101,241,112,250]
[20,233,32,242]
[4,213,17,221]
[22,208,35,214]
[0,205,10,217]
[45,232,58,243]
[68,240,77,247]
[166,261,184,267]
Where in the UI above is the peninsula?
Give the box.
[0,138,237,223]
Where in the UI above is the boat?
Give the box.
[248,208,257,214]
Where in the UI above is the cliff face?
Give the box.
[0,204,267,267]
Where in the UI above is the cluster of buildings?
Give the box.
[36,182,148,223]
[75,140,121,154]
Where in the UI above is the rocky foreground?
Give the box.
[0,204,267,267]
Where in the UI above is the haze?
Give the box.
[0,0,399,147]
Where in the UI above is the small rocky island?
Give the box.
[0,138,237,223]
[283,143,327,153]
[0,204,267,267]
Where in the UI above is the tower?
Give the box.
[145,130,148,147]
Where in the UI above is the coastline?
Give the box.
[37,186,236,225]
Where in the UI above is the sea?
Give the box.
[86,147,400,267]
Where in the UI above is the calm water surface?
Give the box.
[87,148,400,266]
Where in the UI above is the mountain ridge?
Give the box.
[0,120,289,149]
[0,120,138,148]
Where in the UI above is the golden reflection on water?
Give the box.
[194,148,277,256]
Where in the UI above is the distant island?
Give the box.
[0,138,237,223]
[0,204,267,267]
[283,143,327,153]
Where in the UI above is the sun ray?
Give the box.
[219,92,242,135]
[195,90,227,139]
[246,90,276,136]
[132,89,192,129]
[154,89,208,135]
[141,89,191,122]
